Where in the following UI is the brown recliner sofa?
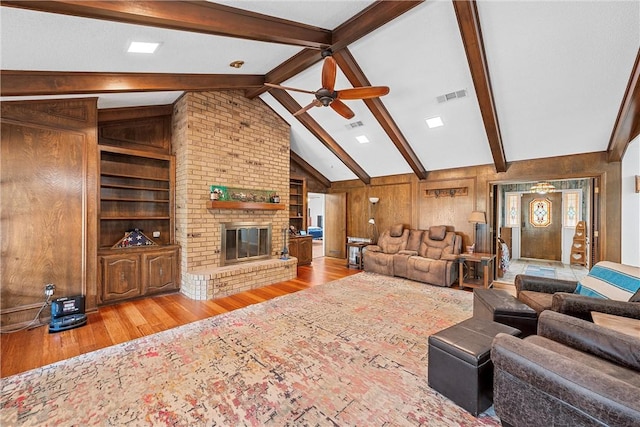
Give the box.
[491,310,640,427]
[364,224,461,287]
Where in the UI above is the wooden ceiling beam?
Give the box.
[0,71,263,96]
[269,89,371,185]
[333,48,428,180]
[453,0,507,173]
[246,1,423,99]
[290,151,332,188]
[607,48,640,162]
[330,1,423,52]
[1,0,331,49]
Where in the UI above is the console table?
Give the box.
[346,242,368,269]
[458,252,496,289]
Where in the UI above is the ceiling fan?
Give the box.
[265,54,390,119]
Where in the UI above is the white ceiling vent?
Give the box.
[437,89,467,103]
[345,120,364,130]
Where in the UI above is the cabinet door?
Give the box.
[288,237,300,260]
[298,237,313,265]
[101,254,141,303]
[142,248,179,295]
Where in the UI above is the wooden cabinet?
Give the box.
[99,246,180,304]
[289,235,313,266]
[100,253,142,303]
[289,176,307,233]
[143,247,180,295]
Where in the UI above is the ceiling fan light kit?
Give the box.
[264,54,389,119]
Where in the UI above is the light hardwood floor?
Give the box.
[1,257,361,378]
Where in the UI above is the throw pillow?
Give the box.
[429,225,447,241]
[574,261,640,301]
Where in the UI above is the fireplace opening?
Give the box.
[221,222,272,265]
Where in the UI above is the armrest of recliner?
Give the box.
[491,331,640,425]
[397,250,418,256]
[441,254,458,261]
[552,293,640,321]
[537,310,640,370]
[514,274,577,296]
[365,245,382,253]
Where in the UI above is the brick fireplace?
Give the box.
[172,91,296,300]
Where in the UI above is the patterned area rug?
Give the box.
[1,273,500,426]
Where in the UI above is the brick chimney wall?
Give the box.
[172,91,292,298]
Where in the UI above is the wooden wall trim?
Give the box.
[1,98,98,328]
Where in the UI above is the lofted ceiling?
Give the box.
[1,1,639,184]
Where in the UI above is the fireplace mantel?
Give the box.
[207,201,285,210]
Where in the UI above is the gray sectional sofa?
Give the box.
[363,224,462,287]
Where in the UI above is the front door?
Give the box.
[521,192,562,260]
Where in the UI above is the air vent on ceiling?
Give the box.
[437,89,467,103]
[345,120,364,130]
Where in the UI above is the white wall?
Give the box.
[621,135,640,267]
[307,193,325,228]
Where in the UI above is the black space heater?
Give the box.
[49,295,87,333]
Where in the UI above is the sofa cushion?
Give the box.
[377,229,409,254]
[427,246,443,260]
[418,230,457,260]
[389,223,404,237]
[574,261,640,301]
[406,229,424,252]
[429,225,447,241]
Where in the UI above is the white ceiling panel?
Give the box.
[260,92,357,181]
[212,0,375,29]
[348,1,495,171]
[477,0,640,162]
[279,59,413,178]
[0,7,301,74]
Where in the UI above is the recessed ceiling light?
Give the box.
[356,135,370,144]
[127,41,160,54]
[425,116,444,128]
[230,60,245,69]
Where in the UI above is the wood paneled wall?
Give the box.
[329,151,621,263]
[1,98,98,329]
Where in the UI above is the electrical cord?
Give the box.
[0,295,51,334]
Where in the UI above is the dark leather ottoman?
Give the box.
[473,289,538,337]
[428,317,521,416]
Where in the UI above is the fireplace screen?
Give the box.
[221,222,272,265]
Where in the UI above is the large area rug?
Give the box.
[1,273,500,426]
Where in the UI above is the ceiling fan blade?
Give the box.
[293,99,322,116]
[322,56,337,91]
[330,99,355,119]
[264,82,316,95]
[337,86,390,100]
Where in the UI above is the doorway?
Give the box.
[494,179,592,265]
[307,192,325,258]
